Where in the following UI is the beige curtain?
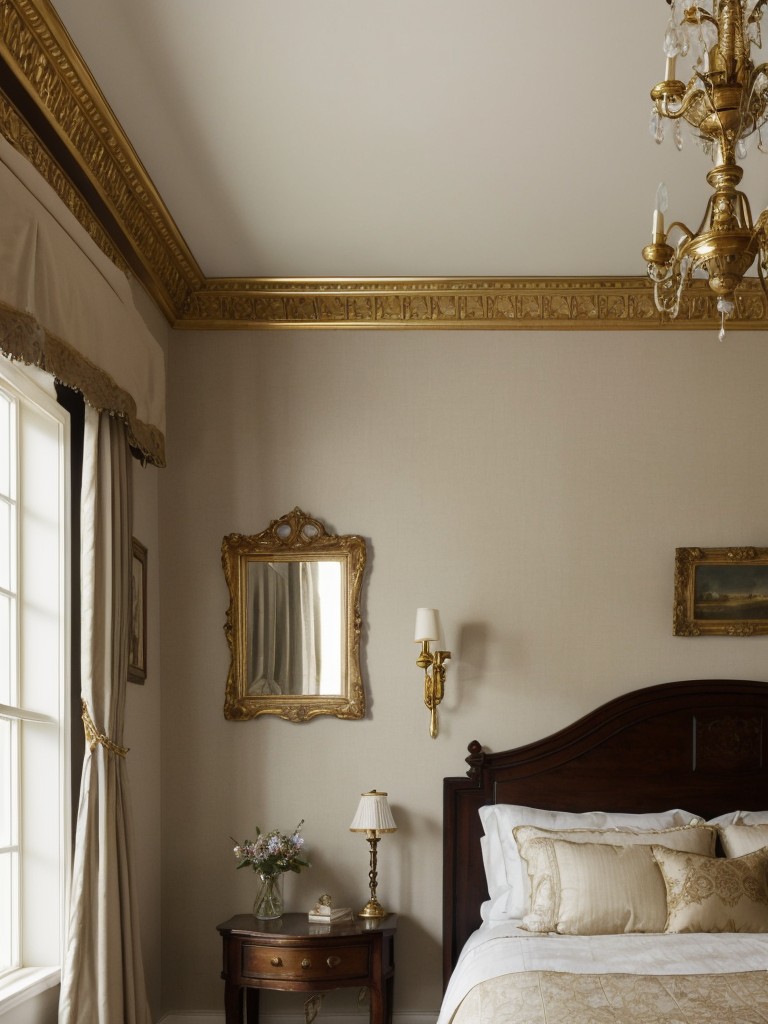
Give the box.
[58,407,151,1024]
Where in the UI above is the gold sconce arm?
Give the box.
[416,641,451,739]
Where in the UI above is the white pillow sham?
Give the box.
[708,810,768,826]
[478,803,697,921]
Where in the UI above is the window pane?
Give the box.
[0,498,11,595]
[0,716,13,849]
[0,592,12,706]
[0,389,12,499]
[0,849,18,975]
[0,715,17,977]
[0,387,15,597]
[0,363,67,981]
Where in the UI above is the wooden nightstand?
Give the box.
[217,913,397,1024]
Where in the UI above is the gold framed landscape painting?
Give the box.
[674,547,768,636]
[129,537,147,682]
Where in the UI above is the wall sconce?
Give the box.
[414,607,451,739]
[349,790,397,918]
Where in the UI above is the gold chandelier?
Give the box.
[642,0,768,337]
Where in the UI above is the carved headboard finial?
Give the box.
[466,740,484,779]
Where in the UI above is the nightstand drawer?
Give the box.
[241,942,370,982]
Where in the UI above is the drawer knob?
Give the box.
[301,958,312,969]
[270,956,282,967]
[326,955,341,968]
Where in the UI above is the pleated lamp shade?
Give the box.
[349,791,397,834]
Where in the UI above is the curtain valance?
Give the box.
[0,138,165,466]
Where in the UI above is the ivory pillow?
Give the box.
[652,845,768,933]
[515,824,717,933]
[719,823,768,858]
[518,840,674,934]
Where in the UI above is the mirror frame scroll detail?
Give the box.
[222,508,366,722]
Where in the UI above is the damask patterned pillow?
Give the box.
[652,845,768,933]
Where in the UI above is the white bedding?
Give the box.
[437,921,768,1024]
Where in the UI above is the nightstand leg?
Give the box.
[224,984,259,1024]
[384,974,394,1024]
[224,982,242,1024]
[245,987,260,1022]
[370,979,393,1024]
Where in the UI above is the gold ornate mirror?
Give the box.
[222,508,366,722]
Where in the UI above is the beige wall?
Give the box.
[127,457,163,1020]
[160,327,768,1018]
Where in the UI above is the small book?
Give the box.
[308,907,352,923]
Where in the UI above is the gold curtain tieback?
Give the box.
[81,699,128,758]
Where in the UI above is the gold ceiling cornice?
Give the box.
[181,275,768,330]
[2,0,768,332]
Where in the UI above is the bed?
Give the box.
[440,679,768,1023]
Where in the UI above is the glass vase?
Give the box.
[253,872,284,920]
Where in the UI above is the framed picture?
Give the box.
[129,537,147,682]
[674,547,768,636]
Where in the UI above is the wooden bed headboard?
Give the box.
[442,678,768,987]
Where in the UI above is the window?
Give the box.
[0,359,70,1011]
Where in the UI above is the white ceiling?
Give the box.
[50,0,768,281]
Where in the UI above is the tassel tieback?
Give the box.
[81,699,128,758]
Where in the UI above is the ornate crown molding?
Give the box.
[0,0,203,320]
[2,0,768,331]
[179,275,768,330]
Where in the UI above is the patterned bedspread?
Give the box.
[451,970,768,1024]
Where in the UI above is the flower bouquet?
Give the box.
[232,820,309,919]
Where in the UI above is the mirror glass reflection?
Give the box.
[247,560,343,696]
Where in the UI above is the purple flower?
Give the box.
[231,820,309,875]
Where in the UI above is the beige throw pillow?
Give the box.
[719,823,768,858]
[652,845,768,933]
[514,824,717,933]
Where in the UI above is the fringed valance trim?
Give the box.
[0,300,165,467]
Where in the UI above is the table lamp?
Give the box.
[349,790,397,918]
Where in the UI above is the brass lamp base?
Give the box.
[357,898,388,919]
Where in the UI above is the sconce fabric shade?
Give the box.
[349,791,397,834]
[415,607,442,643]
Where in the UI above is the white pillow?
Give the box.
[478,803,697,921]
[741,812,768,824]
[708,811,768,826]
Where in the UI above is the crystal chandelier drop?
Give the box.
[642,0,768,338]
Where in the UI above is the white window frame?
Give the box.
[0,358,70,1013]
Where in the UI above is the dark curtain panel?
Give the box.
[55,382,84,844]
